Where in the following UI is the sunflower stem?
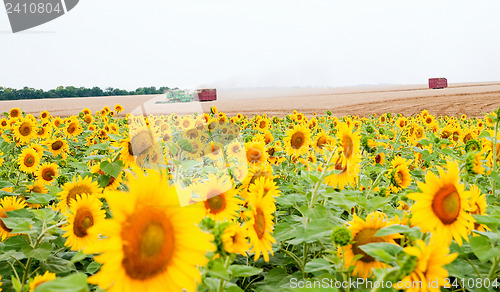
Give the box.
[217,255,232,292]
[302,242,308,277]
[308,147,336,208]
[280,246,303,271]
[366,169,387,199]
[487,257,499,280]
[7,260,21,283]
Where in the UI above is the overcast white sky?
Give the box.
[1,0,499,91]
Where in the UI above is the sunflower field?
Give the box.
[0,105,500,292]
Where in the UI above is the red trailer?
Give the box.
[429,78,447,89]
[195,89,217,101]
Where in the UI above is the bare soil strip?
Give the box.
[1,82,499,118]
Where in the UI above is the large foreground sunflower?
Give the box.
[408,161,474,246]
[87,169,214,292]
[62,194,106,251]
[342,212,400,278]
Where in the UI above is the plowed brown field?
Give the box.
[1,82,499,118]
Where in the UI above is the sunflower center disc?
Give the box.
[254,208,266,239]
[52,141,63,151]
[25,155,35,167]
[247,149,262,163]
[20,123,31,136]
[396,171,404,184]
[291,133,304,149]
[73,209,94,237]
[122,208,174,280]
[42,169,54,181]
[432,185,461,225]
[352,228,384,263]
[317,137,327,148]
[205,194,226,214]
[343,136,354,158]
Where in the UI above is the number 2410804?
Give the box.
[5,2,62,14]
[445,278,499,289]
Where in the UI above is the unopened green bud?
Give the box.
[331,226,352,246]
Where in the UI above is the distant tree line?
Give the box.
[0,86,173,100]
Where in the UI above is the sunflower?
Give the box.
[119,138,136,166]
[52,117,63,128]
[244,191,276,262]
[36,162,59,185]
[87,168,214,292]
[408,161,474,246]
[129,127,157,158]
[29,271,56,291]
[204,141,224,160]
[336,122,361,166]
[313,131,334,153]
[324,152,358,190]
[115,104,124,113]
[64,118,83,137]
[222,223,250,255]
[0,118,8,128]
[284,124,311,157]
[62,194,106,251]
[57,176,102,213]
[39,110,50,120]
[247,176,280,200]
[391,163,412,190]
[342,212,401,278]
[241,164,276,193]
[18,147,41,174]
[91,163,123,191]
[27,181,48,194]
[226,140,245,159]
[396,234,457,292]
[194,174,242,222]
[254,117,270,131]
[467,184,488,232]
[45,138,68,157]
[31,144,45,158]
[245,140,268,165]
[12,117,37,144]
[9,108,21,118]
[83,114,94,124]
[374,152,385,165]
[0,196,27,240]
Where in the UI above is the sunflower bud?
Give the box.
[465,139,481,153]
[331,226,352,246]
